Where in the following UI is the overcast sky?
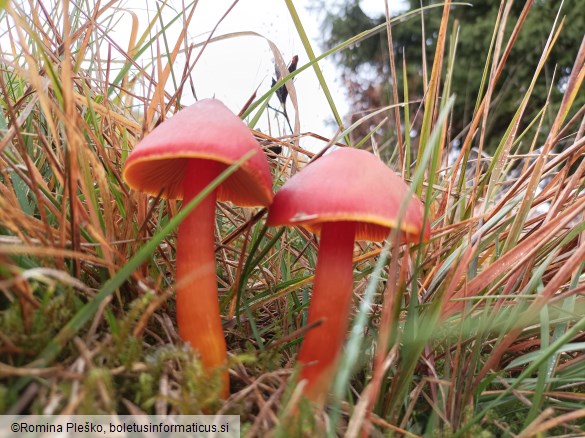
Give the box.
[109,0,404,149]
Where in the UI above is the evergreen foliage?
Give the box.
[317,0,584,152]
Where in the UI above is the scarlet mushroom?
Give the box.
[123,99,273,397]
[267,147,430,404]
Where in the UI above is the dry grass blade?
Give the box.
[444,194,585,317]
[518,408,585,437]
[1,0,585,435]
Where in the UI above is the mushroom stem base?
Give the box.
[298,221,356,404]
[176,159,229,398]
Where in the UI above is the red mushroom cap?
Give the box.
[267,148,430,243]
[122,99,273,206]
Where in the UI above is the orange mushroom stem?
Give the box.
[297,221,356,404]
[267,147,430,404]
[175,159,228,398]
[122,99,274,400]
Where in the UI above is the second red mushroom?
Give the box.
[267,147,430,404]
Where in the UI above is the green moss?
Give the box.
[79,368,116,414]
[0,385,7,412]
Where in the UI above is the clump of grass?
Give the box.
[1,0,585,436]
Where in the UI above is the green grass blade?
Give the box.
[28,151,255,369]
